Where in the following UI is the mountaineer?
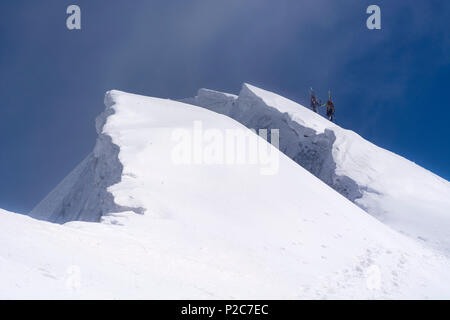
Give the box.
[309,88,320,113]
[323,90,335,122]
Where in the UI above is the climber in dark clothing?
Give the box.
[309,88,320,113]
[323,90,335,122]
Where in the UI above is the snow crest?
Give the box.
[6,88,450,298]
[182,84,362,201]
[182,83,450,255]
[29,91,144,223]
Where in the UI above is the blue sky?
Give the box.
[0,0,449,213]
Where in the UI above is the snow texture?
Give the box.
[29,93,144,223]
[1,86,449,299]
[182,83,450,255]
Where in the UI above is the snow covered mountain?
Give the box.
[0,85,450,299]
[182,84,450,255]
[1,88,449,299]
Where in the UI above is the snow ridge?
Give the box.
[8,87,450,298]
[182,83,450,255]
[181,84,362,201]
[29,92,144,223]
[30,84,450,257]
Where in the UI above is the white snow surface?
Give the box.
[183,83,450,255]
[2,89,450,299]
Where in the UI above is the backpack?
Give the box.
[327,100,334,115]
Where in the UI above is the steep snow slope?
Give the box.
[2,205,450,299]
[7,90,450,299]
[29,94,144,223]
[182,84,450,255]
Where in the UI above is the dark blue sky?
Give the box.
[0,1,449,213]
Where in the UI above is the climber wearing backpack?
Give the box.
[309,88,320,113]
[323,90,335,122]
